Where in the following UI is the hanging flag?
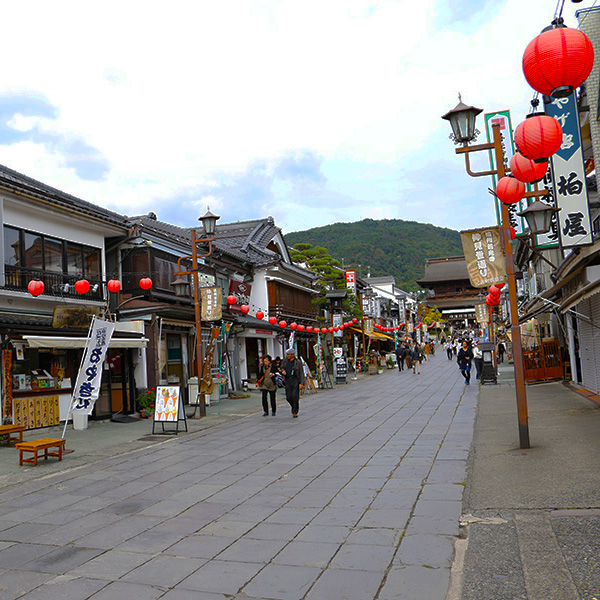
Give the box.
[200,327,220,395]
[72,318,116,415]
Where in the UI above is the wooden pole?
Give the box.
[491,123,530,448]
[191,230,206,417]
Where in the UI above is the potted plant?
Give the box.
[386,356,395,370]
[137,388,156,418]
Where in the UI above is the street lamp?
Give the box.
[171,208,221,417]
[441,96,551,449]
[517,201,561,236]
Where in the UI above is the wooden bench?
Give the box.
[0,424,25,446]
[15,438,65,467]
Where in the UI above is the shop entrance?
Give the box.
[93,349,134,419]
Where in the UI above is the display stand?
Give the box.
[335,357,348,384]
[152,386,188,435]
[320,362,333,389]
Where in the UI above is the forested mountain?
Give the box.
[284,219,464,292]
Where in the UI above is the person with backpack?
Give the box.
[256,354,278,416]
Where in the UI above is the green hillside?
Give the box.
[284,219,463,292]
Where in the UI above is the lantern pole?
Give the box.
[456,123,531,449]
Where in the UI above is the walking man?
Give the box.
[497,341,506,363]
[281,348,305,418]
[395,345,405,371]
[457,339,474,385]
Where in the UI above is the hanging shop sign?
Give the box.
[346,270,357,295]
[200,286,222,321]
[475,303,489,324]
[71,318,116,415]
[485,110,526,234]
[52,306,101,328]
[460,226,507,288]
[544,92,593,248]
[228,280,251,314]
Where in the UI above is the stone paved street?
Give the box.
[0,354,476,599]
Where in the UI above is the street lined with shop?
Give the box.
[0,354,476,600]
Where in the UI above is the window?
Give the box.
[44,237,63,272]
[67,243,84,277]
[23,232,43,270]
[154,257,178,291]
[4,226,20,266]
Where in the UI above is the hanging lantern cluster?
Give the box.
[374,322,406,332]
[522,26,594,98]
[486,285,502,306]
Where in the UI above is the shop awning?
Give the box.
[349,327,394,341]
[24,336,148,349]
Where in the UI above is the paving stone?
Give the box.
[164,535,236,559]
[73,516,163,549]
[88,581,165,600]
[33,513,122,545]
[329,543,395,572]
[20,545,106,574]
[16,576,108,600]
[305,568,383,600]
[177,559,264,594]
[241,563,322,600]
[151,516,212,535]
[161,591,230,600]
[116,530,184,553]
[122,554,204,587]
[344,527,399,546]
[196,520,256,538]
[0,522,59,543]
[394,533,456,568]
[69,549,153,580]
[379,565,451,600]
[244,522,305,540]
[0,569,54,600]
[272,541,340,567]
[357,508,411,529]
[264,506,321,524]
[310,507,365,527]
[0,543,59,569]
[216,537,288,563]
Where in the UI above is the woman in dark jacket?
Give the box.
[257,355,278,416]
[457,340,474,385]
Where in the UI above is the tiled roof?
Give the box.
[418,256,470,285]
[0,164,127,228]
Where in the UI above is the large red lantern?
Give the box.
[226,295,237,305]
[510,152,548,184]
[321,327,328,334]
[523,27,594,98]
[489,285,501,297]
[279,320,287,328]
[256,311,264,320]
[352,318,358,323]
[139,278,152,291]
[515,115,562,163]
[306,326,313,333]
[268,316,277,325]
[297,325,305,332]
[107,279,121,293]
[240,305,250,314]
[27,280,44,297]
[328,326,334,333]
[290,322,298,330]
[496,176,526,205]
[75,279,90,295]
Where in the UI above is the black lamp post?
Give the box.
[517,201,561,236]
[171,208,220,417]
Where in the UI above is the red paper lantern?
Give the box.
[27,280,44,297]
[298,325,305,332]
[290,322,298,330]
[240,305,250,314]
[279,320,287,328]
[334,326,339,332]
[496,176,526,205]
[256,311,265,320]
[139,278,152,291]
[510,226,516,240]
[107,279,121,293]
[269,316,277,325]
[75,279,90,295]
[486,295,495,306]
[328,326,334,332]
[515,115,562,163]
[489,285,501,297]
[321,327,328,334]
[523,27,594,98]
[496,283,506,289]
[226,295,237,305]
[352,318,358,323]
[306,326,313,333]
[510,152,548,184]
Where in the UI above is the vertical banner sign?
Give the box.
[201,286,222,320]
[475,303,489,324]
[200,327,220,395]
[3,349,13,422]
[333,313,343,337]
[345,270,357,295]
[484,110,526,234]
[460,226,507,288]
[544,93,593,248]
[72,318,116,415]
[535,169,561,248]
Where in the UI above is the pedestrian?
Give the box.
[411,343,422,375]
[256,354,277,416]
[473,341,483,380]
[446,340,453,360]
[281,347,305,418]
[457,339,474,385]
[395,345,405,371]
[497,341,506,363]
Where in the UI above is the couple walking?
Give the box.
[257,348,304,418]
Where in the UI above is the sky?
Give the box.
[0,0,591,236]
